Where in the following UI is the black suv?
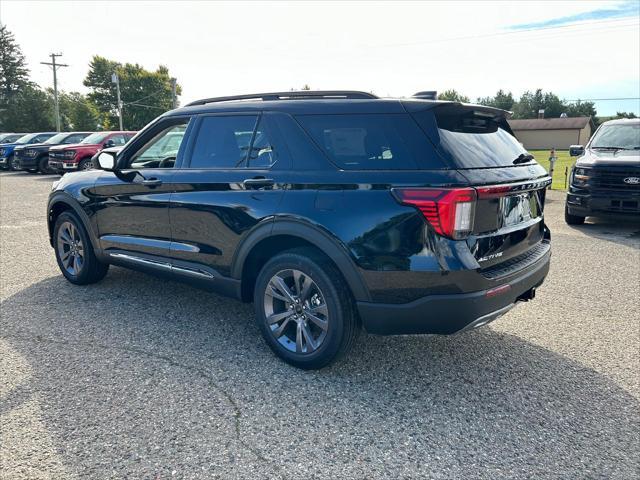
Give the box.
[47,91,551,369]
[565,118,640,224]
[14,131,92,173]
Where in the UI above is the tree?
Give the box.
[438,89,470,103]
[58,91,100,130]
[2,85,55,131]
[83,56,181,130]
[0,25,30,99]
[613,111,637,119]
[477,89,515,111]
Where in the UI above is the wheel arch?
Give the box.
[48,193,100,251]
[232,219,371,303]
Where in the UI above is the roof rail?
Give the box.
[185,90,378,107]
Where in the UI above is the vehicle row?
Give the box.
[0,130,136,173]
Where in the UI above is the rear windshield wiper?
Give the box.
[513,153,535,164]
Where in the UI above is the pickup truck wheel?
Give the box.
[54,212,109,285]
[78,158,93,171]
[254,248,358,369]
[6,154,16,171]
[565,204,585,225]
[38,156,51,174]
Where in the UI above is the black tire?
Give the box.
[53,211,109,285]
[253,247,359,369]
[38,156,51,174]
[565,204,585,225]
[27,169,39,174]
[78,158,93,171]
[6,154,16,171]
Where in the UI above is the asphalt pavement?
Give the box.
[1,170,639,479]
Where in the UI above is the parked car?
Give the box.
[0,132,56,170]
[0,133,27,144]
[48,131,136,173]
[13,132,92,174]
[565,118,640,224]
[47,90,551,369]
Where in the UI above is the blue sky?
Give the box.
[510,0,639,30]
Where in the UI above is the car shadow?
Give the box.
[568,216,640,248]
[2,270,639,478]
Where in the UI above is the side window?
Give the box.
[190,115,257,169]
[247,117,278,168]
[128,122,188,169]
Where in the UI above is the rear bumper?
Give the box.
[567,190,640,217]
[357,248,550,335]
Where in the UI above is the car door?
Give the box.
[90,116,191,261]
[169,112,289,279]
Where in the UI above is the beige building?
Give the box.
[508,117,595,150]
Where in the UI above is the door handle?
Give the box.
[243,177,274,188]
[142,178,163,186]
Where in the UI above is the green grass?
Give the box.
[530,150,575,191]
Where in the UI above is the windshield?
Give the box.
[0,134,24,143]
[81,132,109,144]
[15,133,39,144]
[590,124,640,150]
[44,133,69,144]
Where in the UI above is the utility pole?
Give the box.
[111,73,123,130]
[40,53,68,132]
[170,78,178,109]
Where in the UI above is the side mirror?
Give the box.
[104,139,116,148]
[569,145,584,157]
[96,151,117,171]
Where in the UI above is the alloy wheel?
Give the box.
[263,269,329,354]
[57,221,85,275]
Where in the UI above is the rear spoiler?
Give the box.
[404,101,514,136]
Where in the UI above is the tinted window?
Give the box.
[413,107,530,168]
[190,115,257,169]
[247,117,278,168]
[296,114,444,170]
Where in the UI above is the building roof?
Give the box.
[508,117,592,131]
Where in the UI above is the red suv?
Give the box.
[48,131,137,172]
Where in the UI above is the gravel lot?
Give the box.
[1,170,639,479]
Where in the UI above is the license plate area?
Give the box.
[499,191,542,229]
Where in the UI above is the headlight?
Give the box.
[0,148,5,156]
[64,151,76,159]
[573,167,590,184]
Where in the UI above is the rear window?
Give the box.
[413,107,531,168]
[295,114,445,170]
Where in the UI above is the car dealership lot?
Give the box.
[1,171,639,479]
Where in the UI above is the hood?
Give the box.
[49,143,98,151]
[14,142,53,151]
[577,148,640,168]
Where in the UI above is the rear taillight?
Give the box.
[392,187,477,239]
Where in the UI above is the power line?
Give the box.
[565,97,640,102]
